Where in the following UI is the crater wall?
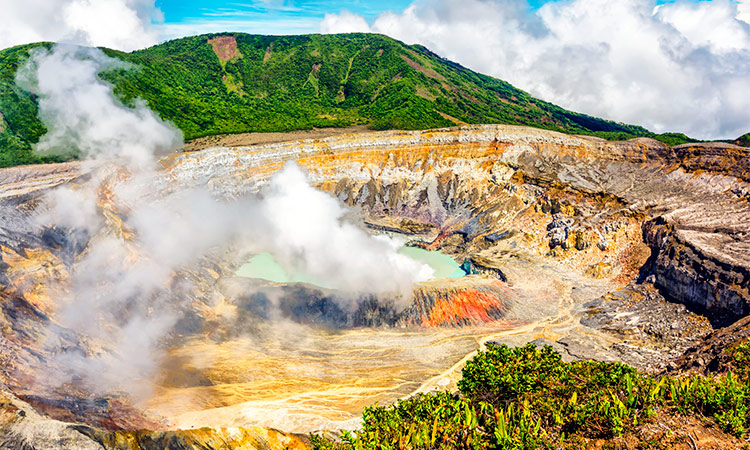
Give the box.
[166,125,750,324]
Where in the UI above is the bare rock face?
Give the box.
[643,217,750,326]
[665,315,750,376]
[0,390,308,450]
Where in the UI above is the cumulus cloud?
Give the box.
[322,0,750,139]
[740,0,750,22]
[321,10,373,34]
[0,0,162,51]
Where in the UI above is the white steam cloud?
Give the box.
[0,0,162,52]
[322,0,750,140]
[19,45,431,398]
[254,163,434,298]
[17,45,182,170]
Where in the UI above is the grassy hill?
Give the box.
[0,33,694,168]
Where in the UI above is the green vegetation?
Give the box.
[0,43,64,167]
[0,33,696,168]
[736,133,750,147]
[311,343,750,449]
[648,132,696,147]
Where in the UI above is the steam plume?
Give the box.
[254,162,434,300]
[16,44,182,170]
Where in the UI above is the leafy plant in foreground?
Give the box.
[311,341,750,449]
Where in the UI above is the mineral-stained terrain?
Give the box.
[0,124,749,448]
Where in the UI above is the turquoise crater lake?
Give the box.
[236,247,465,287]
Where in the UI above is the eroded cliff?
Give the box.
[166,125,750,324]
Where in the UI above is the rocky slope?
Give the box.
[0,124,748,447]
[0,390,308,450]
[166,125,750,325]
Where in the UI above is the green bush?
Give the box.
[312,342,750,449]
[459,344,655,438]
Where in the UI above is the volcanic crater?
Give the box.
[1,124,749,448]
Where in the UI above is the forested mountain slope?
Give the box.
[0,33,694,167]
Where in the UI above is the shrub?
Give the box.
[312,342,750,449]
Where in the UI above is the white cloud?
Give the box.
[0,0,162,52]
[657,0,750,52]
[739,0,750,22]
[321,10,372,34]
[322,0,750,139]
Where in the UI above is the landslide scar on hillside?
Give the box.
[208,35,242,63]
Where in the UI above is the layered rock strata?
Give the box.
[166,125,750,324]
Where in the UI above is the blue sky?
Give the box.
[155,0,679,25]
[154,0,553,35]
[156,1,413,22]
[155,0,414,35]
[153,0,704,38]
[156,0,416,22]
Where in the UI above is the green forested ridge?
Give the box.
[0,42,62,167]
[0,33,696,168]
